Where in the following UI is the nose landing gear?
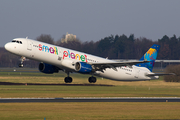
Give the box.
[18,63,23,67]
[18,57,26,68]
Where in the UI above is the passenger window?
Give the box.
[17,41,19,43]
[20,41,22,44]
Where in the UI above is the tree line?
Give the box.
[1,34,180,68]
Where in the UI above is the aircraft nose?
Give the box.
[4,43,11,51]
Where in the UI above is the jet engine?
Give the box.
[75,62,92,73]
[39,63,59,74]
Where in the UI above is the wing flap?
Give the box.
[88,60,149,72]
[89,60,149,66]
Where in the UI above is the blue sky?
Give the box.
[1,0,180,47]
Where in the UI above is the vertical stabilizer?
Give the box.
[136,44,160,72]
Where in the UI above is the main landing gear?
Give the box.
[64,76,97,83]
[64,77,73,83]
[88,76,97,83]
[64,71,73,83]
[64,72,97,83]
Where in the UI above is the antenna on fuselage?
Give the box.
[26,36,28,39]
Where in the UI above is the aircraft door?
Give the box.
[27,40,33,51]
[58,48,63,62]
[27,40,35,57]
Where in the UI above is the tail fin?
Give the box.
[135,44,160,72]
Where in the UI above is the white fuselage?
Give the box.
[4,38,159,81]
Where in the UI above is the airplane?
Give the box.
[4,38,173,83]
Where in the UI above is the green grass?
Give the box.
[0,69,180,119]
[0,70,180,98]
[0,103,180,119]
[0,85,180,98]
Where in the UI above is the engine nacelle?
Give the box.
[75,62,92,73]
[39,63,59,74]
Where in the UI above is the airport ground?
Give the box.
[0,68,180,119]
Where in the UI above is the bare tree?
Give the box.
[36,34,54,44]
[164,64,180,82]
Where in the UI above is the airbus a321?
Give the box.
[4,38,172,83]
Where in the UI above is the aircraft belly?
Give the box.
[97,68,151,81]
[97,68,133,81]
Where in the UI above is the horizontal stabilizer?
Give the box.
[145,73,175,77]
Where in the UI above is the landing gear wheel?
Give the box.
[18,63,23,68]
[88,77,97,83]
[64,77,72,83]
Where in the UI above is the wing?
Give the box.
[88,60,150,72]
[145,73,175,77]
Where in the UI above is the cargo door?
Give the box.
[134,70,140,78]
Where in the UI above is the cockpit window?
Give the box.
[11,40,22,44]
